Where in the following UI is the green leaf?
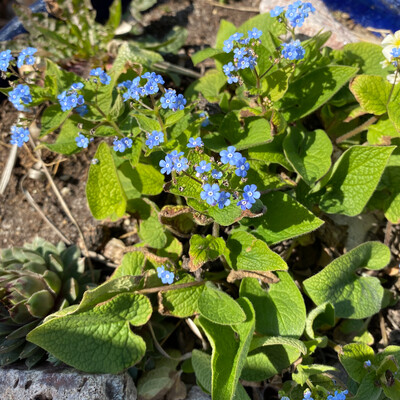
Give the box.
[305,302,335,341]
[133,113,161,133]
[237,13,286,38]
[111,252,146,280]
[42,119,81,155]
[215,19,237,49]
[192,47,225,65]
[293,364,338,386]
[105,0,121,32]
[350,75,396,115]
[226,231,287,272]
[207,204,243,226]
[388,101,400,132]
[303,242,391,319]
[237,117,272,150]
[263,70,289,102]
[242,191,324,245]
[333,42,389,77]
[186,70,226,102]
[198,282,246,325]
[283,129,333,185]
[188,234,227,271]
[319,145,395,216]
[353,372,382,400]
[199,297,255,400]
[137,366,178,400]
[86,142,126,219]
[40,106,70,137]
[280,66,358,122]
[339,343,375,383]
[138,211,167,249]
[241,344,301,381]
[160,275,205,317]
[239,272,306,337]
[367,115,400,145]
[249,336,307,355]
[27,293,151,373]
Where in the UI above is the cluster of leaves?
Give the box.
[1,3,400,400]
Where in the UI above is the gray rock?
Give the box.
[0,364,137,400]
[186,386,211,400]
[259,0,359,49]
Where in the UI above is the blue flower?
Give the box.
[57,88,84,112]
[223,39,234,53]
[174,157,189,172]
[144,79,159,94]
[391,48,400,58]
[169,150,184,161]
[220,146,242,166]
[227,74,239,84]
[187,137,204,148]
[243,184,260,204]
[234,48,248,58]
[201,183,220,205]
[160,89,177,109]
[157,265,165,278]
[113,138,126,153]
[280,397,291,400]
[76,105,88,116]
[364,360,372,367]
[285,1,315,28]
[75,134,89,148]
[217,191,231,209]
[160,155,174,174]
[0,50,14,72]
[71,82,84,91]
[157,265,175,284]
[229,32,243,42]
[326,390,348,400]
[248,28,262,39]
[281,40,305,60]
[211,169,223,179]
[9,84,32,111]
[237,198,252,210]
[10,125,29,147]
[146,130,164,149]
[17,47,37,68]
[270,5,284,17]
[90,68,111,85]
[302,389,313,400]
[121,137,133,149]
[223,62,236,76]
[174,94,187,111]
[235,157,250,177]
[196,160,211,174]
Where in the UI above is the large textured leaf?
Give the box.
[198,282,246,325]
[339,343,375,383]
[111,252,146,279]
[199,298,255,400]
[27,293,151,373]
[188,234,227,271]
[227,231,287,272]
[240,272,306,337]
[319,145,395,216]
[303,242,391,319]
[283,129,333,185]
[242,192,324,245]
[280,66,358,121]
[86,142,126,219]
[42,118,81,155]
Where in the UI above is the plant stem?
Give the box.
[212,222,220,237]
[387,65,400,105]
[150,94,166,137]
[336,116,377,144]
[182,169,203,185]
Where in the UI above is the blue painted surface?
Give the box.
[323,0,400,33]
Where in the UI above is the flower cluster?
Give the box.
[58,82,85,112]
[113,137,133,153]
[281,40,305,60]
[145,130,164,149]
[9,84,32,111]
[157,265,174,284]
[160,89,186,111]
[89,68,111,85]
[0,50,14,72]
[283,388,348,400]
[159,150,188,174]
[222,28,262,84]
[271,1,315,28]
[119,72,186,112]
[17,47,37,68]
[10,125,30,147]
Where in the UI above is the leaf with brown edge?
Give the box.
[227,270,279,284]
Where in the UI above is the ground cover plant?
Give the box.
[0,1,400,399]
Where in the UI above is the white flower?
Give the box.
[381,30,400,62]
[387,73,400,85]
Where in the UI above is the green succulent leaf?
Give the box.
[27,293,152,373]
[86,142,126,220]
[303,242,391,319]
